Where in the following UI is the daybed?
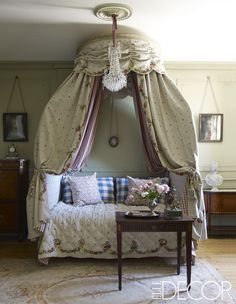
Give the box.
[37,172,195,264]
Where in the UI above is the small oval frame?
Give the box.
[109,136,119,147]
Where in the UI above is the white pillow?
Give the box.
[45,173,62,210]
[68,173,103,206]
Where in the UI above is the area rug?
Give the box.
[0,257,235,304]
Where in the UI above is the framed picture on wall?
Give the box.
[198,113,223,142]
[3,113,28,142]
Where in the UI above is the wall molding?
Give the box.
[1,61,236,71]
[165,61,236,71]
[82,170,152,177]
[200,166,236,172]
[0,61,73,70]
[203,177,236,181]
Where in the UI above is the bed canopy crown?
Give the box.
[74,34,165,76]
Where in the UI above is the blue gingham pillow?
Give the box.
[97,177,115,204]
[61,176,73,204]
[116,177,129,203]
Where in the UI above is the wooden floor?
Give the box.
[198,238,236,289]
[0,239,37,258]
[0,238,236,288]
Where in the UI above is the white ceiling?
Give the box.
[0,0,236,62]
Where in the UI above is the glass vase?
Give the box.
[147,199,158,214]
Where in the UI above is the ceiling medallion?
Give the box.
[94,3,133,21]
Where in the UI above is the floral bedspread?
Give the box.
[38,202,186,260]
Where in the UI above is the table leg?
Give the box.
[186,224,192,291]
[177,231,181,275]
[117,223,122,290]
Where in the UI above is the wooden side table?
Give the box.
[204,189,236,236]
[115,212,194,291]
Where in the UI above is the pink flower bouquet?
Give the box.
[127,181,170,203]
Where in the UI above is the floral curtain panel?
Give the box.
[27,74,103,239]
[133,71,206,240]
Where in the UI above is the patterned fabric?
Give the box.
[116,177,129,203]
[125,176,164,206]
[69,173,103,206]
[180,184,189,216]
[61,176,73,204]
[74,35,165,75]
[38,202,184,260]
[26,73,97,240]
[135,72,206,240]
[97,177,115,204]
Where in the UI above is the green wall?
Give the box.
[0,62,71,172]
[84,94,148,176]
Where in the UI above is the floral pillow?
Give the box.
[125,176,167,206]
[68,173,103,206]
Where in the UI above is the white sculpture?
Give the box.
[205,161,223,191]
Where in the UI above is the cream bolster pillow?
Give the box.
[45,173,63,210]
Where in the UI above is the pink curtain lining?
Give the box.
[131,72,165,174]
[70,76,104,170]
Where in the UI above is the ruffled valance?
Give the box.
[74,34,165,76]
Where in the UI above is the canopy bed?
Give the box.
[26,34,207,263]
